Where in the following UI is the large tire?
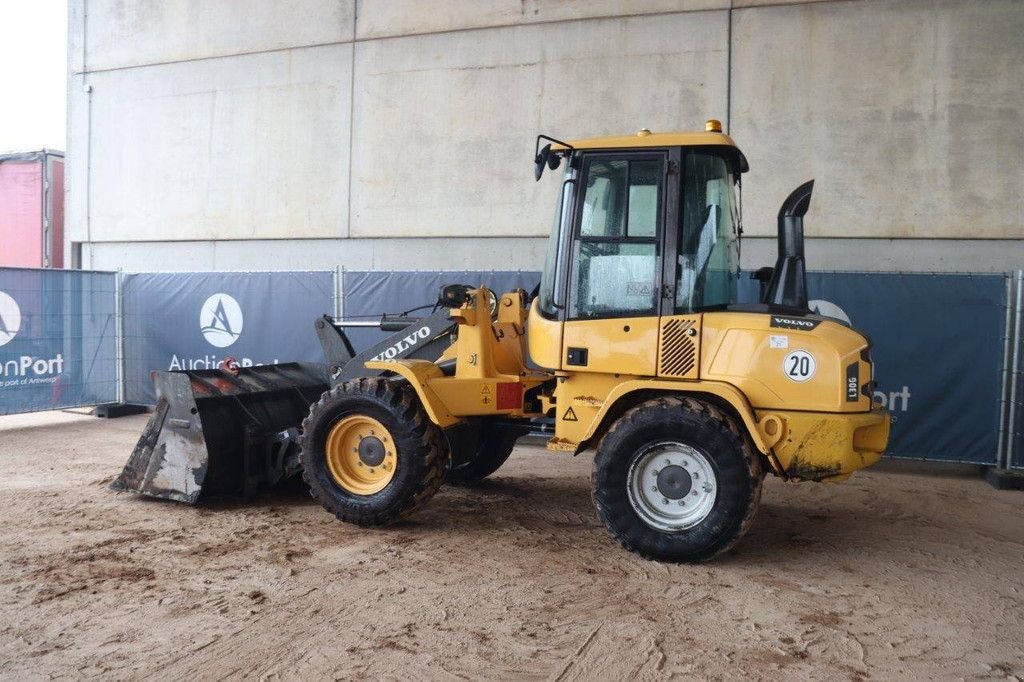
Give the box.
[446,428,520,485]
[591,396,763,563]
[300,377,447,526]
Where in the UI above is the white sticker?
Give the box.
[783,350,816,382]
[769,335,789,349]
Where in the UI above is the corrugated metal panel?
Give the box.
[0,158,44,267]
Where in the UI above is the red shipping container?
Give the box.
[0,150,64,268]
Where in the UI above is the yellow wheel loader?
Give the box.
[114,120,890,562]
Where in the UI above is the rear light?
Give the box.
[860,346,875,382]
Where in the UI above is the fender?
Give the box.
[582,379,772,455]
[363,359,461,428]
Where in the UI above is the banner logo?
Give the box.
[200,294,244,348]
[0,291,21,347]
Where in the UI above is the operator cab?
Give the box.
[529,122,752,373]
[535,122,748,327]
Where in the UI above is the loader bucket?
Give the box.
[111,363,329,504]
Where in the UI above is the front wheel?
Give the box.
[591,396,763,562]
[299,378,448,526]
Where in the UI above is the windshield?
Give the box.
[538,166,575,316]
[676,151,740,312]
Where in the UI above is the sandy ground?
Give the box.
[0,411,1022,680]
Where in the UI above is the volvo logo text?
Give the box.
[370,326,433,361]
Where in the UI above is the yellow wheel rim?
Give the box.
[325,415,397,495]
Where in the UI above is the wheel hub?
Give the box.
[627,442,718,532]
[325,415,397,495]
[655,464,692,499]
[358,436,386,467]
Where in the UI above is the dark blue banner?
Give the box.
[765,272,1007,464]
[122,271,334,404]
[0,268,118,415]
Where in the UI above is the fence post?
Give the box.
[997,274,1014,469]
[115,269,125,405]
[336,266,344,320]
[1005,270,1023,469]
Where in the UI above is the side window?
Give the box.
[676,152,739,312]
[572,156,663,319]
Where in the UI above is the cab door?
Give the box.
[561,150,675,376]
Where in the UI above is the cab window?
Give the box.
[676,151,740,312]
[571,155,663,319]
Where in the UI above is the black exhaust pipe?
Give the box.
[764,180,814,310]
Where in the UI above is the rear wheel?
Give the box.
[446,427,521,485]
[591,396,763,562]
[300,378,447,526]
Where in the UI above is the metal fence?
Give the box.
[0,267,118,415]
[1,265,1023,469]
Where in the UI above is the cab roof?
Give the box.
[551,122,749,173]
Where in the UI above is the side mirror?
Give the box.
[533,134,574,181]
[535,144,561,180]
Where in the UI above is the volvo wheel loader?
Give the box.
[114,120,890,562]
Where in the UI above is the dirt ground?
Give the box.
[0,411,1022,680]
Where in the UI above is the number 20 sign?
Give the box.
[783,350,816,383]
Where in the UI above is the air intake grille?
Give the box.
[660,319,696,377]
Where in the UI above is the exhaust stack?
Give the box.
[764,180,814,310]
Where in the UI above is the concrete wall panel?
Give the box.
[731,0,1024,239]
[80,0,355,72]
[355,0,727,40]
[351,11,729,238]
[69,0,85,74]
[65,75,89,255]
[85,45,351,243]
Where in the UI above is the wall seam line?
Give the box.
[74,5,741,76]
[726,2,733,134]
[346,0,357,239]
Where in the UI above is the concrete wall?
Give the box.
[66,0,1024,273]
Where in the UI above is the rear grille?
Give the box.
[660,319,696,377]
